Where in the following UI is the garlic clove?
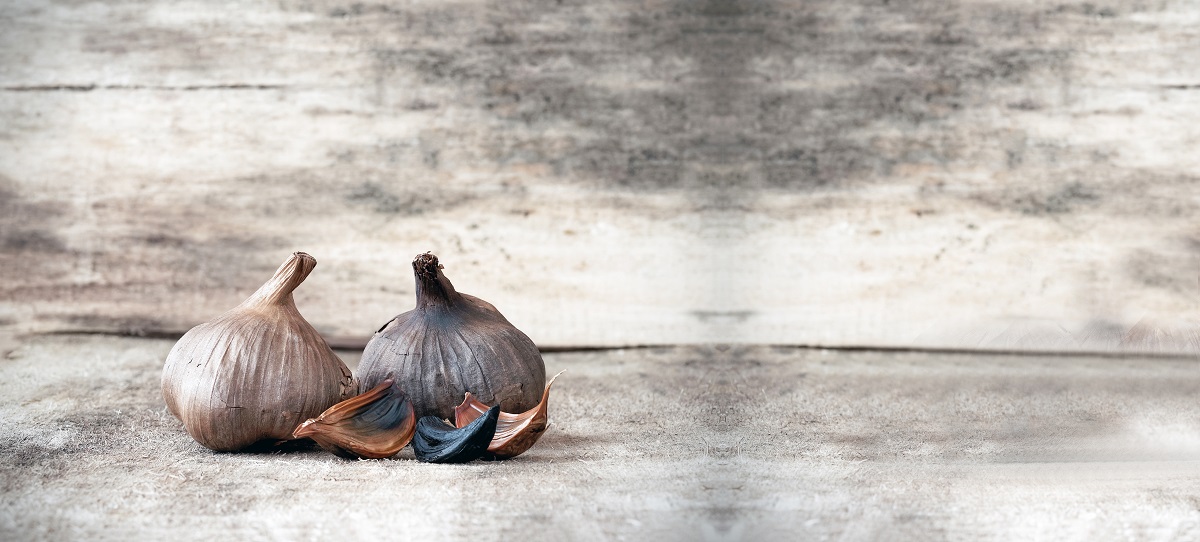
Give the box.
[454,371,563,459]
[161,252,356,452]
[357,253,547,420]
[292,378,415,460]
[411,405,499,463]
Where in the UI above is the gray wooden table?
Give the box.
[2,335,1196,541]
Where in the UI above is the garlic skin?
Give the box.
[454,371,563,459]
[293,378,415,460]
[161,252,356,451]
[356,253,546,419]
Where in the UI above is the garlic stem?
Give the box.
[412,252,462,310]
[242,251,317,307]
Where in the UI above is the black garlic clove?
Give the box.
[292,379,415,459]
[411,405,500,463]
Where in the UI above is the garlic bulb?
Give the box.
[161,252,355,451]
[356,252,546,419]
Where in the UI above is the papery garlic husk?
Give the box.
[161,252,356,451]
[454,371,563,459]
[356,253,546,419]
[293,378,415,459]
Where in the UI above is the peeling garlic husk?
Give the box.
[293,378,415,459]
[161,252,356,451]
[454,371,563,459]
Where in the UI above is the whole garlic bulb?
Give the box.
[161,252,355,451]
[356,253,546,419]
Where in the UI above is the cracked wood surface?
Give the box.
[2,0,1200,348]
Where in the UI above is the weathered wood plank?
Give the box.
[1,1,1199,348]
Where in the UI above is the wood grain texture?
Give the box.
[1,0,1198,348]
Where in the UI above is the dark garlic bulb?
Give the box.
[356,252,546,419]
[293,378,416,459]
[161,252,356,451]
[454,371,563,459]
[412,405,500,463]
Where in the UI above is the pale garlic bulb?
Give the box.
[161,252,355,451]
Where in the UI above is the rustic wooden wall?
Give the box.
[2,0,1198,349]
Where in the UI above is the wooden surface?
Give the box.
[2,335,1199,541]
[2,1,1200,348]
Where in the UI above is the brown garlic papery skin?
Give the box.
[293,378,416,460]
[454,371,563,459]
[356,253,547,420]
[161,252,356,452]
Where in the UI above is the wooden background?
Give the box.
[2,0,1199,349]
